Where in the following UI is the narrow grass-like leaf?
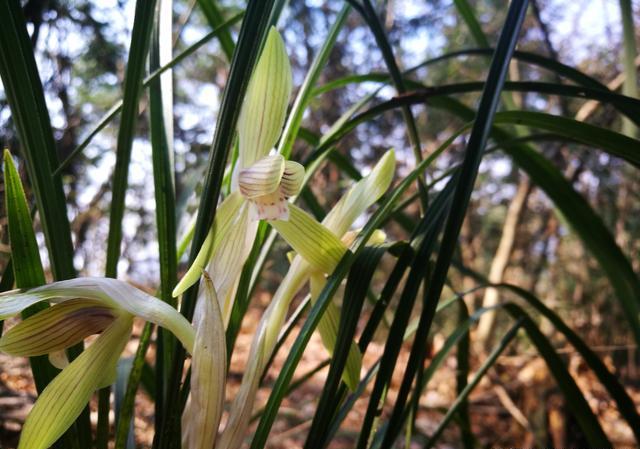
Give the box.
[3,151,62,393]
[305,245,387,448]
[148,0,178,427]
[0,0,76,282]
[619,0,638,137]
[105,0,158,277]
[114,322,154,449]
[277,3,351,158]
[503,304,611,447]
[453,0,490,47]
[380,3,529,446]
[456,301,473,449]
[196,0,235,59]
[424,321,523,448]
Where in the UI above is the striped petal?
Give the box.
[182,275,226,449]
[271,204,347,274]
[237,27,292,167]
[208,201,258,325]
[0,278,195,354]
[280,160,305,197]
[0,299,116,356]
[309,273,362,391]
[323,149,395,237]
[17,316,133,449]
[238,154,285,199]
[173,192,245,298]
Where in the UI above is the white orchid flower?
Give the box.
[0,278,197,449]
[172,27,298,326]
[218,150,396,449]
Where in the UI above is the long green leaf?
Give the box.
[424,321,523,448]
[453,0,490,47]
[503,305,611,447]
[619,0,638,137]
[0,0,76,282]
[380,2,529,446]
[196,0,235,59]
[305,245,388,448]
[105,0,158,277]
[3,151,59,392]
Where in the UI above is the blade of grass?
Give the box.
[196,0,235,59]
[100,1,158,446]
[453,0,490,47]
[0,2,88,446]
[148,0,178,425]
[350,0,428,208]
[619,0,638,137]
[305,245,388,448]
[379,2,529,446]
[3,151,60,393]
[424,321,523,448]
[455,301,473,449]
[502,304,611,447]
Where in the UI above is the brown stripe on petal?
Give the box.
[0,299,116,356]
[280,160,304,197]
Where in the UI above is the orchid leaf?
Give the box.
[0,299,116,356]
[323,150,396,237]
[182,275,226,449]
[310,273,362,391]
[18,316,133,449]
[173,192,245,298]
[271,204,348,274]
[237,27,292,167]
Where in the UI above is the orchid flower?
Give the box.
[0,278,198,449]
[172,27,300,326]
[218,149,396,449]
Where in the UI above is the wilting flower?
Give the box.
[218,149,396,449]
[172,26,299,326]
[0,278,197,449]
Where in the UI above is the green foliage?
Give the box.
[0,0,638,448]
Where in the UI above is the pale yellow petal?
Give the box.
[17,316,133,449]
[237,27,292,167]
[238,154,285,199]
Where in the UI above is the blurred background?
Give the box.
[0,0,638,447]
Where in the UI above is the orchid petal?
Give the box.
[309,273,362,391]
[238,154,285,199]
[280,160,305,197]
[237,27,292,167]
[271,204,347,274]
[173,192,244,298]
[17,316,133,449]
[208,202,258,325]
[0,278,195,354]
[323,149,396,236]
[0,299,116,356]
[218,257,309,449]
[182,274,226,449]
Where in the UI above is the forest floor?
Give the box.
[1,292,639,448]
